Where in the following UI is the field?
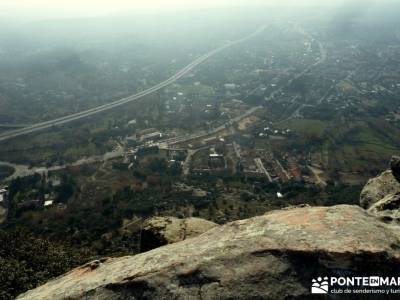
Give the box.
[276,119,330,138]
[277,118,400,182]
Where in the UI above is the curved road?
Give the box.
[0,25,267,143]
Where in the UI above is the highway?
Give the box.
[0,25,267,143]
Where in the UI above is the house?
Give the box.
[140,132,162,143]
[44,200,54,207]
[209,154,225,169]
[224,83,236,90]
[209,153,224,158]
[127,119,137,126]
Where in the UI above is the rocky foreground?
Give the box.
[18,205,400,300]
[17,157,400,299]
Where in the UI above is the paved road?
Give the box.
[308,166,327,187]
[269,24,327,126]
[254,158,272,182]
[0,25,267,143]
[182,147,210,175]
[267,24,327,102]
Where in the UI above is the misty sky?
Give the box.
[1,0,350,20]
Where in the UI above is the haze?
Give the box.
[1,0,353,21]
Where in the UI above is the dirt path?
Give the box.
[308,166,327,187]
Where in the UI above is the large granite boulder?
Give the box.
[360,170,400,209]
[360,156,400,220]
[18,205,400,300]
[141,216,218,252]
[368,193,400,223]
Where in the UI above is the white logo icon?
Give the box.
[369,276,380,287]
[311,277,329,294]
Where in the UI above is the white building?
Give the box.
[127,119,137,126]
[224,83,236,90]
[44,200,54,207]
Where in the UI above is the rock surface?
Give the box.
[368,193,400,223]
[141,216,218,252]
[391,156,400,183]
[18,205,400,300]
[360,170,400,208]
